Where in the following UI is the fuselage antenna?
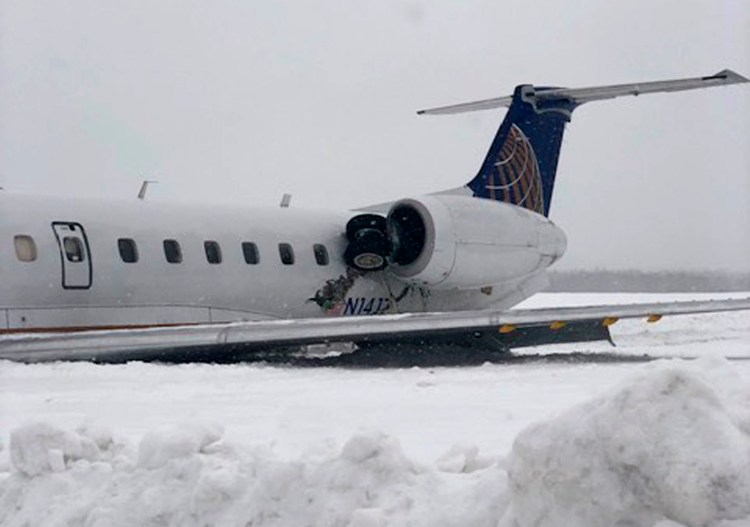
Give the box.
[280,193,292,208]
[138,180,158,200]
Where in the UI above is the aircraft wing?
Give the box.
[1,297,749,363]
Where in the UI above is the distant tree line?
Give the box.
[547,270,750,292]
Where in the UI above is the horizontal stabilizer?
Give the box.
[417,69,749,115]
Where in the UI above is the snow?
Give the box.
[505,358,750,527]
[137,422,224,469]
[9,422,99,477]
[0,425,508,526]
[0,293,749,526]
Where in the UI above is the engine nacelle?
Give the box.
[386,194,566,289]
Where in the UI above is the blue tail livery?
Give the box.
[469,85,576,216]
[420,69,749,217]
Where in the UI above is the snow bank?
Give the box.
[9,422,100,476]
[505,357,750,527]
[2,357,750,527]
[0,425,506,526]
[137,422,223,469]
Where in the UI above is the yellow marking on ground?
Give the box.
[602,317,619,327]
[550,321,567,330]
[499,324,517,334]
[647,314,663,323]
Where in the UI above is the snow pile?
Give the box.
[2,357,750,527]
[137,422,223,469]
[0,424,506,526]
[504,357,750,527]
[9,422,100,476]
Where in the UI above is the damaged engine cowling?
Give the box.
[345,194,567,290]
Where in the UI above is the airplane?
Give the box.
[1,69,749,363]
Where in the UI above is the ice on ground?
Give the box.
[2,357,750,527]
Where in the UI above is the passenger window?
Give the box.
[313,244,329,266]
[14,235,37,262]
[118,238,138,263]
[204,240,222,264]
[278,243,295,265]
[63,237,85,263]
[163,239,182,263]
[242,242,259,264]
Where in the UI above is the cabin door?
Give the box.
[52,222,93,289]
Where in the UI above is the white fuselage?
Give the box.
[0,193,564,332]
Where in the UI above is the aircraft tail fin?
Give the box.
[421,69,748,217]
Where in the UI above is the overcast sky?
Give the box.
[1,0,748,271]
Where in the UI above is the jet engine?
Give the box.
[345,194,566,289]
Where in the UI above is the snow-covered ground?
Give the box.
[1,293,749,526]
